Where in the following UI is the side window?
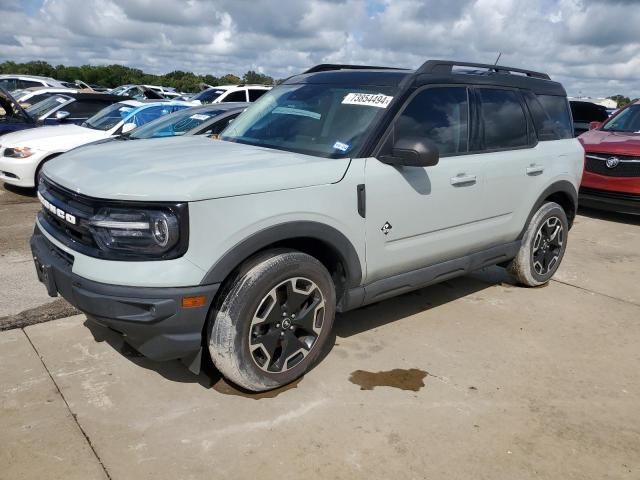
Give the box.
[222,90,248,102]
[536,95,573,139]
[477,89,529,149]
[394,86,469,156]
[248,89,267,102]
[524,93,572,141]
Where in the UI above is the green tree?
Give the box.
[608,95,631,108]
[242,70,274,85]
[0,60,265,93]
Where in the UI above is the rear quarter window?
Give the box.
[529,94,573,140]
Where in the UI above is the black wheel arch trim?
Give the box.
[200,221,363,290]
[519,180,578,239]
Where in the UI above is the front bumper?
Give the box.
[30,225,219,370]
[579,187,640,215]
[0,150,45,188]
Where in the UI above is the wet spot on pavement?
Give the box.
[349,368,428,391]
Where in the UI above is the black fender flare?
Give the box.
[518,180,578,238]
[200,221,363,289]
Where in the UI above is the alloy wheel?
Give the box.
[249,277,326,373]
[532,216,564,276]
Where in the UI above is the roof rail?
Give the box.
[416,60,550,80]
[304,64,408,74]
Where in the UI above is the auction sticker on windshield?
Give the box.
[342,93,393,108]
[191,114,211,121]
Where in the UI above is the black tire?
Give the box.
[208,250,336,391]
[509,202,569,286]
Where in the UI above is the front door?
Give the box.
[365,86,485,283]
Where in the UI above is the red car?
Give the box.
[578,100,640,214]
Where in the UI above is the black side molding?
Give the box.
[338,240,521,312]
[357,184,366,218]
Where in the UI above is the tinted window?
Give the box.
[395,87,469,155]
[248,89,267,102]
[478,89,528,149]
[524,93,572,141]
[64,100,113,118]
[536,95,573,139]
[0,79,18,91]
[222,90,247,102]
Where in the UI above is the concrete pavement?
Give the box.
[1,179,639,479]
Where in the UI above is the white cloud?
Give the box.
[0,0,638,97]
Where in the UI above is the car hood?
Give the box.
[579,129,640,155]
[0,124,109,150]
[43,136,351,201]
[0,86,31,122]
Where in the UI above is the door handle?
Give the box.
[526,165,544,176]
[450,174,477,186]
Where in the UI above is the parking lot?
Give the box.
[1,181,639,479]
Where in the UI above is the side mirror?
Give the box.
[121,122,137,134]
[380,138,440,167]
[55,110,70,121]
[589,121,602,130]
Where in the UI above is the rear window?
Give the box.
[477,88,529,149]
[530,95,573,140]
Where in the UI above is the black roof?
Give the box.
[286,60,566,96]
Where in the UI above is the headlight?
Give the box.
[4,146,35,158]
[88,206,186,258]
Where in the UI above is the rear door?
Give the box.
[473,88,559,245]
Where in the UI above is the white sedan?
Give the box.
[0,100,190,188]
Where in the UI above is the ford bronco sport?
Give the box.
[31,60,584,391]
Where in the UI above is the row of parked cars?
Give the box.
[1,60,637,393]
[0,76,276,188]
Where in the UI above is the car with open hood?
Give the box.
[30,60,583,392]
[0,88,125,136]
[0,100,190,188]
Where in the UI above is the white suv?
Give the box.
[31,60,584,392]
[189,84,272,104]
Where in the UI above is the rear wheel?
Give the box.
[509,202,568,286]
[208,250,336,391]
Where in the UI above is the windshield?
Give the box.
[25,95,71,119]
[220,84,397,158]
[602,104,640,133]
[130,107,228,139]
[83,103,136,130]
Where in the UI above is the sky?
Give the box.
[1,0,638,98]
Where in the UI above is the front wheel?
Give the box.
[509,202,569,287]
[208,250,336,391]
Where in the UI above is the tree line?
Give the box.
[0,60,275,93]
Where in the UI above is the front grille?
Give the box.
[585,153,640,178]
[38,177,101,255]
